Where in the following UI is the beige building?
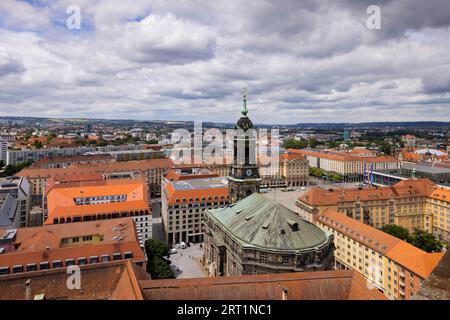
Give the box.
[161,172,228,245]
[296,179,450,241]
[204,153,309,188]
[288,149,400,182]
[316,209,444,300]
[17,158,172,209]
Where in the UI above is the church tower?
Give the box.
[228,88,261,204]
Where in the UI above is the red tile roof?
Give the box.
[316,209,444,278]
[140,270,387,300]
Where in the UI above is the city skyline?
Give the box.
[1,1,450,124]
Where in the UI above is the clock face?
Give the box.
[245,169,252,177]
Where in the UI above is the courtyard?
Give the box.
[169,243,208,279]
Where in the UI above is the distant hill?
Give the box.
[0,116,447,129]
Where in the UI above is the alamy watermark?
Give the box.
[169,121,280,169]
[66,5,81,30]
[366,5,381,30]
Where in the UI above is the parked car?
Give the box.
[169,248,178,254]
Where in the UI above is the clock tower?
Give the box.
[228,88,261,204]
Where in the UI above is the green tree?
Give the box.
[328,172,343,182]
[327,141,340,148]
[309,167,324,177]
[410,229,444,253]
[144,239,175,279]
[33,140,43,149]
[382,224,411,242]
[46,133,57,144]
[282,138,307,150]
[151,256,176,279]
[0,160,33,177]
[145,239,170,258]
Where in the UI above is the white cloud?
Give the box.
[0,0,449,123]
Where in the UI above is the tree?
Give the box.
[151,256,176,279]
[0,160,4,168]
[327,141,340,149]
[309,167,324,178]
[410,229,444,253]
[328,172,343,182]
[382,224,411,242]
[0,160,33,177]
[282,138,307,150]
[144,239,175,279]
[33,140,43,149]
[145,239,170,258]
[381,225,444,253]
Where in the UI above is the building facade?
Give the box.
[0,217,146,277]
[17,157,171,209]
[161,175,228,245]
[297,179,450,241]
[288,149,401,182]
[0,177,30,228]
[316,209,444,300]
[45,173,152,246]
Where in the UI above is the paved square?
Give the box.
[169,243,208,279]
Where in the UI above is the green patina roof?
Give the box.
[206,193,332,251]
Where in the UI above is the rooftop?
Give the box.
[17,158,172,178]
[46,177,149,222]
[206,193,332,251]
[0,260,149,300]
[164,177,228,206]
[316,209,444,279]
[0,217,146,270]
[288,148,400,163]
[298,179,443,206]
[140,270,386,300]
[413,251,450,300]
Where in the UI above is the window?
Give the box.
[260,252,267,263]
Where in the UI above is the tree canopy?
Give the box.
[382,224,444,253]
[144,239,175,279]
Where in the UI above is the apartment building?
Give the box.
[161,174,228,245]
[46,174,152,246]
[288,149,400,182]
[29,154,115,169]
[0,139,7,164]
[296,179,450,241]
[0,217,146,277]
[0,177,30,228]
[315,209,444,300]
[16,157,172,208]
[6,144,146,165]
[203,153,309,188]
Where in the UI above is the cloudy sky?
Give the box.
[0,0,449,124]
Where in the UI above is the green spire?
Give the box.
[241,87,248,117]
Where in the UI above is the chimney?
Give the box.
[25,279,32,301]
[282,287,288,300]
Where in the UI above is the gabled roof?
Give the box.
[0,260,148,300]
[206,193,331,251]
[317,209,444,278]
[298,178,438,206]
